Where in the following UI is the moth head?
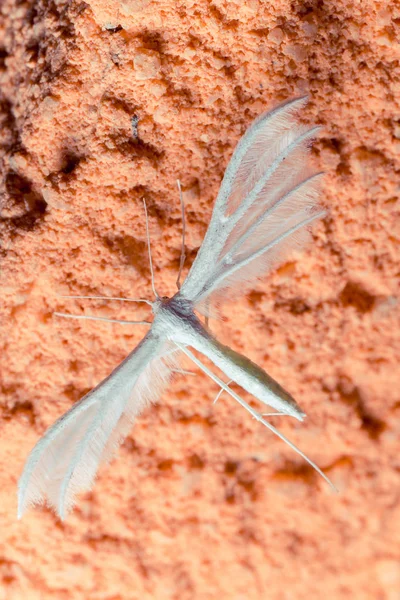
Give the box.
[151,295,170,314]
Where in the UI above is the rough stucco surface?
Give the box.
[0,0,400,598]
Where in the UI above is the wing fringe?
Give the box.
[180,96,326,312]
[18,336,180,519]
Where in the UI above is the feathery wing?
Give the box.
[180,97,326,314]
[18,332,179,520]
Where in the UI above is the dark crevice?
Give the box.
[3,400,36,425]
[116,184,150,202]
[208,3,239,30]
[325,455,354,472]
[339,281,375,313]
[60,151,82,175]
[358,406,386,440]
[233,85,252,105]
[208,3,225,23]
[26,2,40,26]
[330,137,343,153]
[26,39,41,65]
[0,96,22,152]
[247,290,265,306]
[336,160,352,177]
[165,82,195,108]
[272,461,318,485]
[136,30,166,54]
[145,197,168,223]
[102,234,148,276]
[175,412,217,427]
[63,383,91,404]
[224,460,239,475]
[3,172,47,231]
[337,381,386,440]
[188,454,205,469]
[46,148,85,188]
[274,296,311,315]
[157,459,174,471]
[249,28,270,37]
[237,475,258,499]
[104,94,138,114]
[225,488,236,504]
[112,137,164,164]
[0,47,8,70]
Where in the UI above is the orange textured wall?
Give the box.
[1,0,399,598]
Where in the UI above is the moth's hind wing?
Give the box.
[179,97,326,314]
[18,333,180,520]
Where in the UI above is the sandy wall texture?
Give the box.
[1,0,400,598]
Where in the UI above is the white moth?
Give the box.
[18,97,336,520]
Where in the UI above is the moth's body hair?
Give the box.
[18,97,336,520]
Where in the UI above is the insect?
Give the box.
[18,96,336,520]
[131,114,139,140]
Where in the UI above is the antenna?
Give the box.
[59,295,152,306]
[142,199,159,299]
[176,179,186,290]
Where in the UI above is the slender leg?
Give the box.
[175,343,337,492]
[213,380,296,415]
[54,312,151,325]
[212,379,233,404]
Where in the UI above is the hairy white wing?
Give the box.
[18,332,179,520]
[180,97,326,313]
